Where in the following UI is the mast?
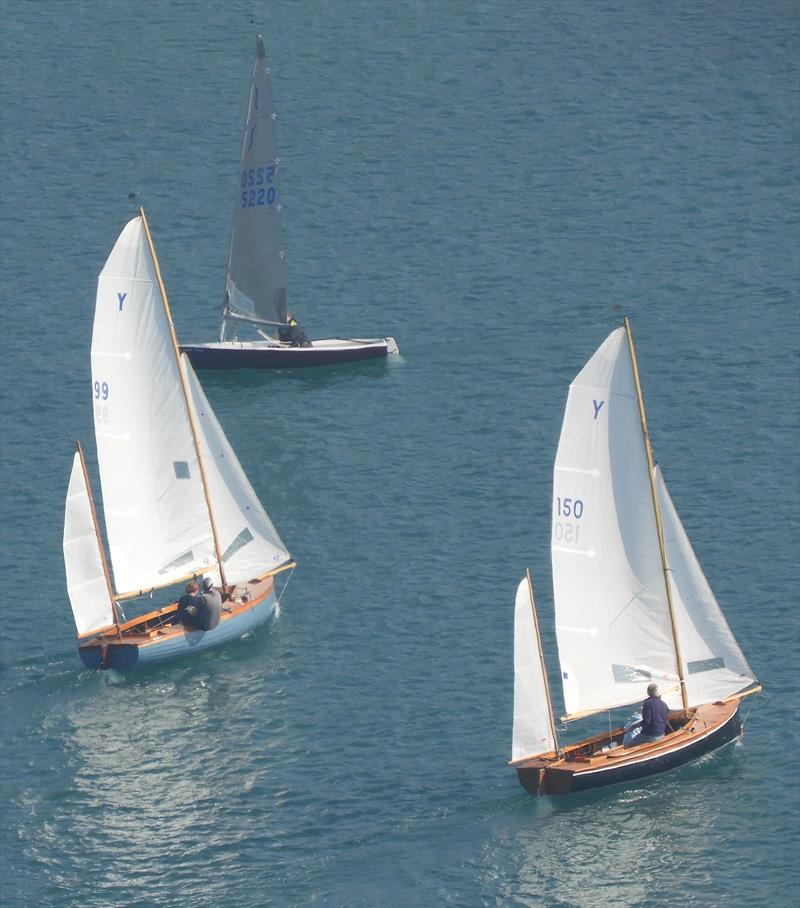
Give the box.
[624,317,689,713]
[526,569,560,755]
[75,439,122,636]
[139,207,228,589]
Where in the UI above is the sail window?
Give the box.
[158,550,194,575]
[687,657,725,674]
[612,664,652,684]
[222,527,254,563]
[174,461,191,480]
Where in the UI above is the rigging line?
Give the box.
[609,586,646,627]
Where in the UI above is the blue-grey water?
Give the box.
[1,1,798,905]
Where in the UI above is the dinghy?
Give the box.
[181,34,398,370]
[510,320,760,795]
[63,209,295,670]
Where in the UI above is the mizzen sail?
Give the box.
[63,450,115,635]
[224,33,287,329]
[92,217,217,595]
[512,574,557,761]
[551,328,682,718]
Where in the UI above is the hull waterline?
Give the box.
[181,337,398,370]
[515,700,743,796]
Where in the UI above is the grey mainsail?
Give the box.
[223,34,287,337]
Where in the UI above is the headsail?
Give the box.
[512,573,557,761]
[655,466,757,704]
[92,217,218,595]
[224,33,287,333]
[551,328,682,718]
[63,450,115,635]
[182,355,291,583]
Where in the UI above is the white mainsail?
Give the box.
[224,33,287,332]
[551,328,682,718]
[182,356,291,583]
[655,466,756,705]
[512,574,557,761]
[92,217,218,595]
[63,451,115,635]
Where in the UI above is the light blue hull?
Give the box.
[79,590,277,670]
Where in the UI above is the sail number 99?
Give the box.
[93,381,109,400]
[556,497,584,519]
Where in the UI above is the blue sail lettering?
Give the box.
[592,399,605,420]
[117,292,127,311]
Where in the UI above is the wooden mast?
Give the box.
[139,207,228,589]
[624,317,690,714]
[75,439,122,637]
[526,568,561,756]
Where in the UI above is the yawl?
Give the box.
[63,209,295,670]
[181,34,398,369]
[511,321,760,795]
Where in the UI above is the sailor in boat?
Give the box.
[639,683,675,744]
[278,311,311,347]
[174,581,221,631]
[200,577,223,627]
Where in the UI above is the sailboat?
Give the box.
[63,209,295,670]
[510,320,760,795]
[180,34,398,370]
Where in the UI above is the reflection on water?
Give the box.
[489,745,747,907]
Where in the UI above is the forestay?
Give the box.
[182,356,291,583]
[63,451,114,636]
[551,328,682,718]
[92,217,217,595]
[656,466,756,705]
[225,33,287,329]
[512,575,557,761]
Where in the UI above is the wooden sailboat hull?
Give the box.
[77,577,278,670]
[515,700,743,796]
[181,337,399,370]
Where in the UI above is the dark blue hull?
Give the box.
[516,700,746,796]
[181,338,396,370]
[568,707,742,793]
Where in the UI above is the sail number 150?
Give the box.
[556,497,584,519]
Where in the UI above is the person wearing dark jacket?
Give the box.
[199,577,222,630]
[640,683,673,743]
[278,311,311,347]
[174,581,205,627]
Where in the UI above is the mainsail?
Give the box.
[63,450,114,636]
[551,328,682,718]
[224,33,287,332]
[92,217,218,595]
[512,574,557,761]
[655,466,756,705]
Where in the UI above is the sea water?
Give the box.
[1,1,798,905]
